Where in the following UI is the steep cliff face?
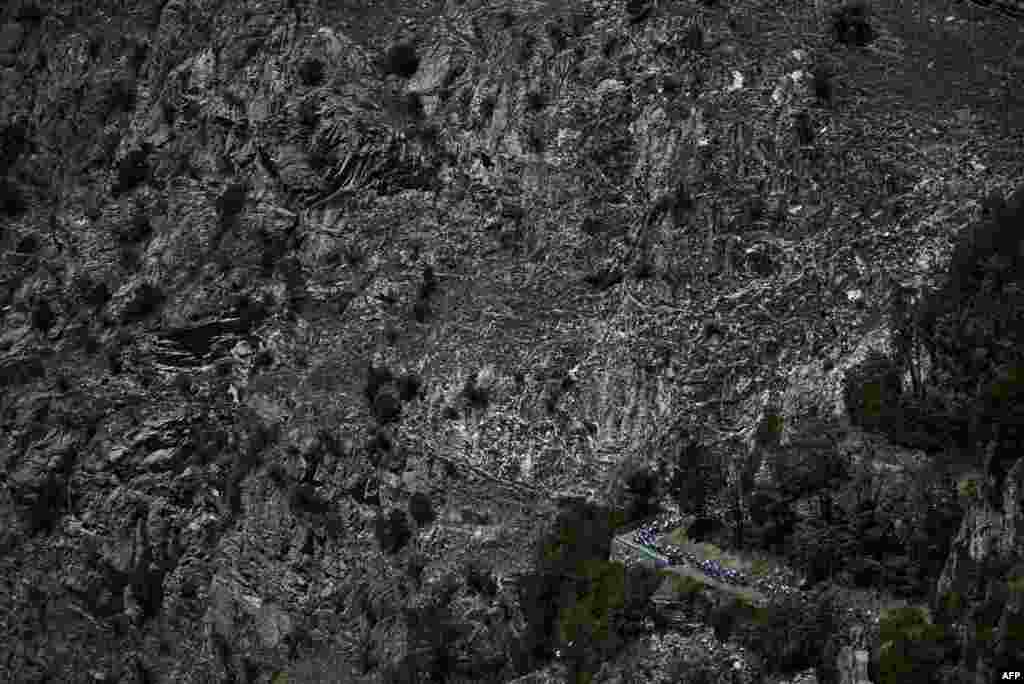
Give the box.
[1,0,1022,681]
[937,455,1024,682]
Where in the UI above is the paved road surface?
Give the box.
[614,535,769,606]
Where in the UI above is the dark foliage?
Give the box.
[843,350,902,432]
[830,2,875,46]
[584,266,624,291]
[464,561,498,597]
[0,177,27,216]
[406,553,428,587]
[112,146,152,197]
[29,298,55,331]
[402,600,472,683]
[749,481,797,551]
[879,607,955,684]
[811,63,834,106]
[515,501,619,674]
[1,120,30,175]
[288,483,333,517]
[460,508,490,525]
[15,232,40,253]
[1,358,46,392]
[216,182,247,228]
[461,373,490,412]
[120,209,152,245]
[794,111,815,146]
[297,57,325,86]
[621,463,661,522]
[373,387,403,424]
[682,22,704,51]
[104,77,137,113]
[397,373,422,401]
[374,508,411,554]
[383,42,420,78]
[625,0,654,24]
[364,362,395,404]
[121,282,164,323]
[621,562,661,626]
[408,491,435,526]
[525,90,547,112]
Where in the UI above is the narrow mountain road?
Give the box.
[614,535,770,606]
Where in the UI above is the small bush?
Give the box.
[625,0,654,24]
[121,282,164,323]
[465,561,498,597]
[30,298,56,331]
[525,90,547,112]
[754,411,784,447]
[396,373,422,401]
[120,209,152,244]
[843,350,902,431]
[383,43,419,79]
[811,63,834,106]
[365,428,393,466]
[372,387,403,424]
[374,508,411,554]
[364,362,395,403]
[217,182,247,228]
[0,177,27,217]
[408,491,435,525]
[1,120,30,174]
[112,146,151,197]
[830,2,875,47]
[668,574,705,599]
[15,232,40,253]
[793,111,814,146]
[878,607,951,684]
[289,483,333,517]
[297,57,325,86]
[461,373,490,412]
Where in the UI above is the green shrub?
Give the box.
[843,350,902,431]
[939,591,963,614]
[668,574,705,598]
[879,607,951,684]
[558,559,626,680]
[957,477,979,501]
[755,411,784,447]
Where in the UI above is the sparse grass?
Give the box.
[667,524,690,546]
[668,574,706,598]
[749,557,774,578]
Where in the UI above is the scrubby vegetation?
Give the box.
[830,2,875,46]
[383,42,419,79]
[373,508,411,554]
[408,491,435,526]
[112,145,151,197]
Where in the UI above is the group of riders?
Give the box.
[629,516,800,597]
[632,521,750,586]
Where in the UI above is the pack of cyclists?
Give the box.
[630,518,750,586]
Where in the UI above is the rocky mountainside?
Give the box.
[1,0,1022,682]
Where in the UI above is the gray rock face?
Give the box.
[940,456,1024,598]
